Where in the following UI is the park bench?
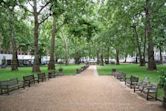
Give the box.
[134,77,150,92]
[112,72,126,81]
[0,78,22,95]
[125,75,139,88]
[0,64,7,68]
[23,75,36,88]
[48,71,56,79]
[142,84,158,100]
[116,72,126,81]
[37,73,46,83]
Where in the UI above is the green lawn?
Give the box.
[0,64,83,81]
[97,64,166,100]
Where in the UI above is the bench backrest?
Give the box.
[149,84,157,91]
[38,73,46,78]
[0,78,18,86]
[130,76,139,82]
[23,75,34,81]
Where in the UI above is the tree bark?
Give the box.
[135,54,138,64]
[105,47,110,64]
[132,25,145,66]
[159,46,163,64]
[124,53,127,63]
[32,0,41,72]
[96,49,100,65]
[48,16,56,70]
[74,52,80,64]
[145,0,157,70]
[116,48,120,65]
[10,6,18,71]
[100,54,104,66]
[64,40,69,65]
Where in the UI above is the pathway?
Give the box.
[0,65,165,111]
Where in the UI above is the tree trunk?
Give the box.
[159,46,163,64]
[63,33,69,65]
[32,0,41,72]
[145,0,157,70]
[132,25,145,66]
[124,53,127,63]
[100,54,104,66]
[116,48,120,65]
[135,54,138,64]
[64,44,69,65]
[96,50,100,65]
[10,7,18,71]
[48,16,56,70]
[105,47,110,64]
[142,24,147,66]
[75,52,80,64]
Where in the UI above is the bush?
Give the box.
[58,67,63,72]
[159,71,166,97]
[159,70,166,88]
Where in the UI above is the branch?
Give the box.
[28,0,33,8]
[152,2,165,14]
[17,4,33,14]
[39,15,50,25]
[38,1,51,14]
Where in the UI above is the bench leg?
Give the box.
[155,92,157,100]
[7,89,9,95]
[147,93,149,100]
[0,89,3,94]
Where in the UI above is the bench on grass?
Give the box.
[116,72,126,81]
[48,71,56,79]
[23,75,36,88]
[37,73,46,83]
[134,78,150,92]
[0,78,22,95]
[142,84,158,100]
[125,75,139,88]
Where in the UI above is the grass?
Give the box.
[0,64,84,81]
[97,64,166,100]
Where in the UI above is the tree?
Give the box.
[24,0,51,72]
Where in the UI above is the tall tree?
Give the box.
[145,0,157,70]
[25,0,51,72]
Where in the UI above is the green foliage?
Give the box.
[0,64,84,80]
[159,71,166,88]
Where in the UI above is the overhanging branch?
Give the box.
[38,1,51,14]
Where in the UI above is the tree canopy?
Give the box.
[0,0,166,71]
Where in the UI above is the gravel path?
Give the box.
[0,65,165,111]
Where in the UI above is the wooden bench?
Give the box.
[0,78,22,95]
[23,75,36,88]
[48,71,56,79]
[142,84,158,100]
[125,75,139,88]
[118,72,126,81]
[134,78,150,92]
[0,64,7,68]
[37,73,46,83]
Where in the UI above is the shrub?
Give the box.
[58,67,63,72]
[159,70,166,88]
[159,71,166,97]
